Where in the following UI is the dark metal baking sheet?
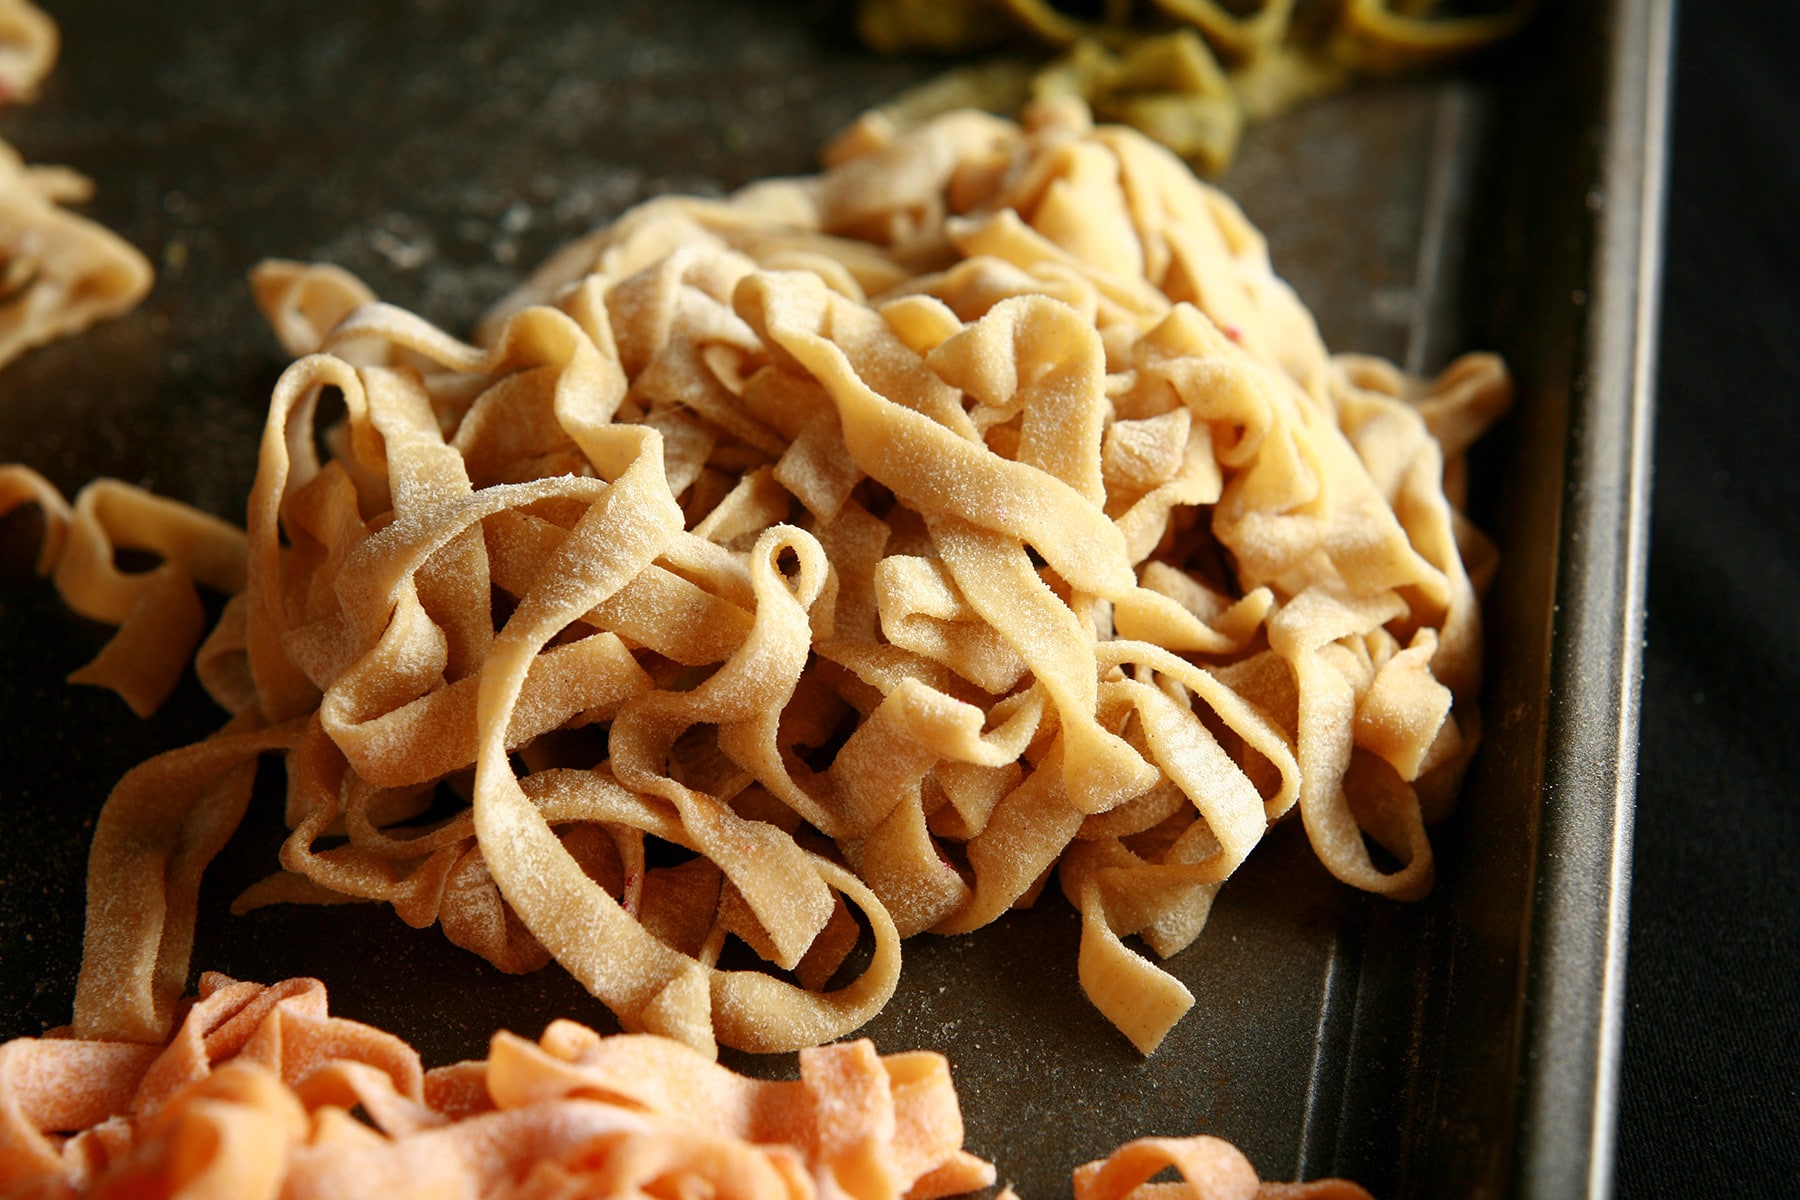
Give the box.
[0,2,1666,1197]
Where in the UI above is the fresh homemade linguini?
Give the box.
[2,98,1509,1060]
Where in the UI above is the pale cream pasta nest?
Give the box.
[1,97,1510,1061]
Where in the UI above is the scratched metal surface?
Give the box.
[0,2,1654,1197]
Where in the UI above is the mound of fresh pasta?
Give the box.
[1,98,1508,1060]
[0,973,994,1200]
[855,0,1535,173]
[0,0,154,372]
[0,974,1369,1200]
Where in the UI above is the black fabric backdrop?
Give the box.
[1614,0,1800,1195]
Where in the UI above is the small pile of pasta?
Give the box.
[0,974,1369,1200]
[0,138,153,372]
[2,98,1509,1060]
[856,0,1535,173]
[0,973,995,1200]
[0,0,154,372]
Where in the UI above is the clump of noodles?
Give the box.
[0,973,996,1200]
[0,973,1368,1200]
[0,0,153,372]
[1,99,1508,1059]
[854,0,1537,174]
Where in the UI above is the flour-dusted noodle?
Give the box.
[8,99,1508,1058]
[73,718,308,1043]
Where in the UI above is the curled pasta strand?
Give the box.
[74,718,307,1042]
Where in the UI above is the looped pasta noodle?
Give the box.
[0,465,243,716]
[12,100,1508,1057]
[1072,1132,1373,1200]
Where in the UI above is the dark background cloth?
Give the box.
[1615,0,1800,1194]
